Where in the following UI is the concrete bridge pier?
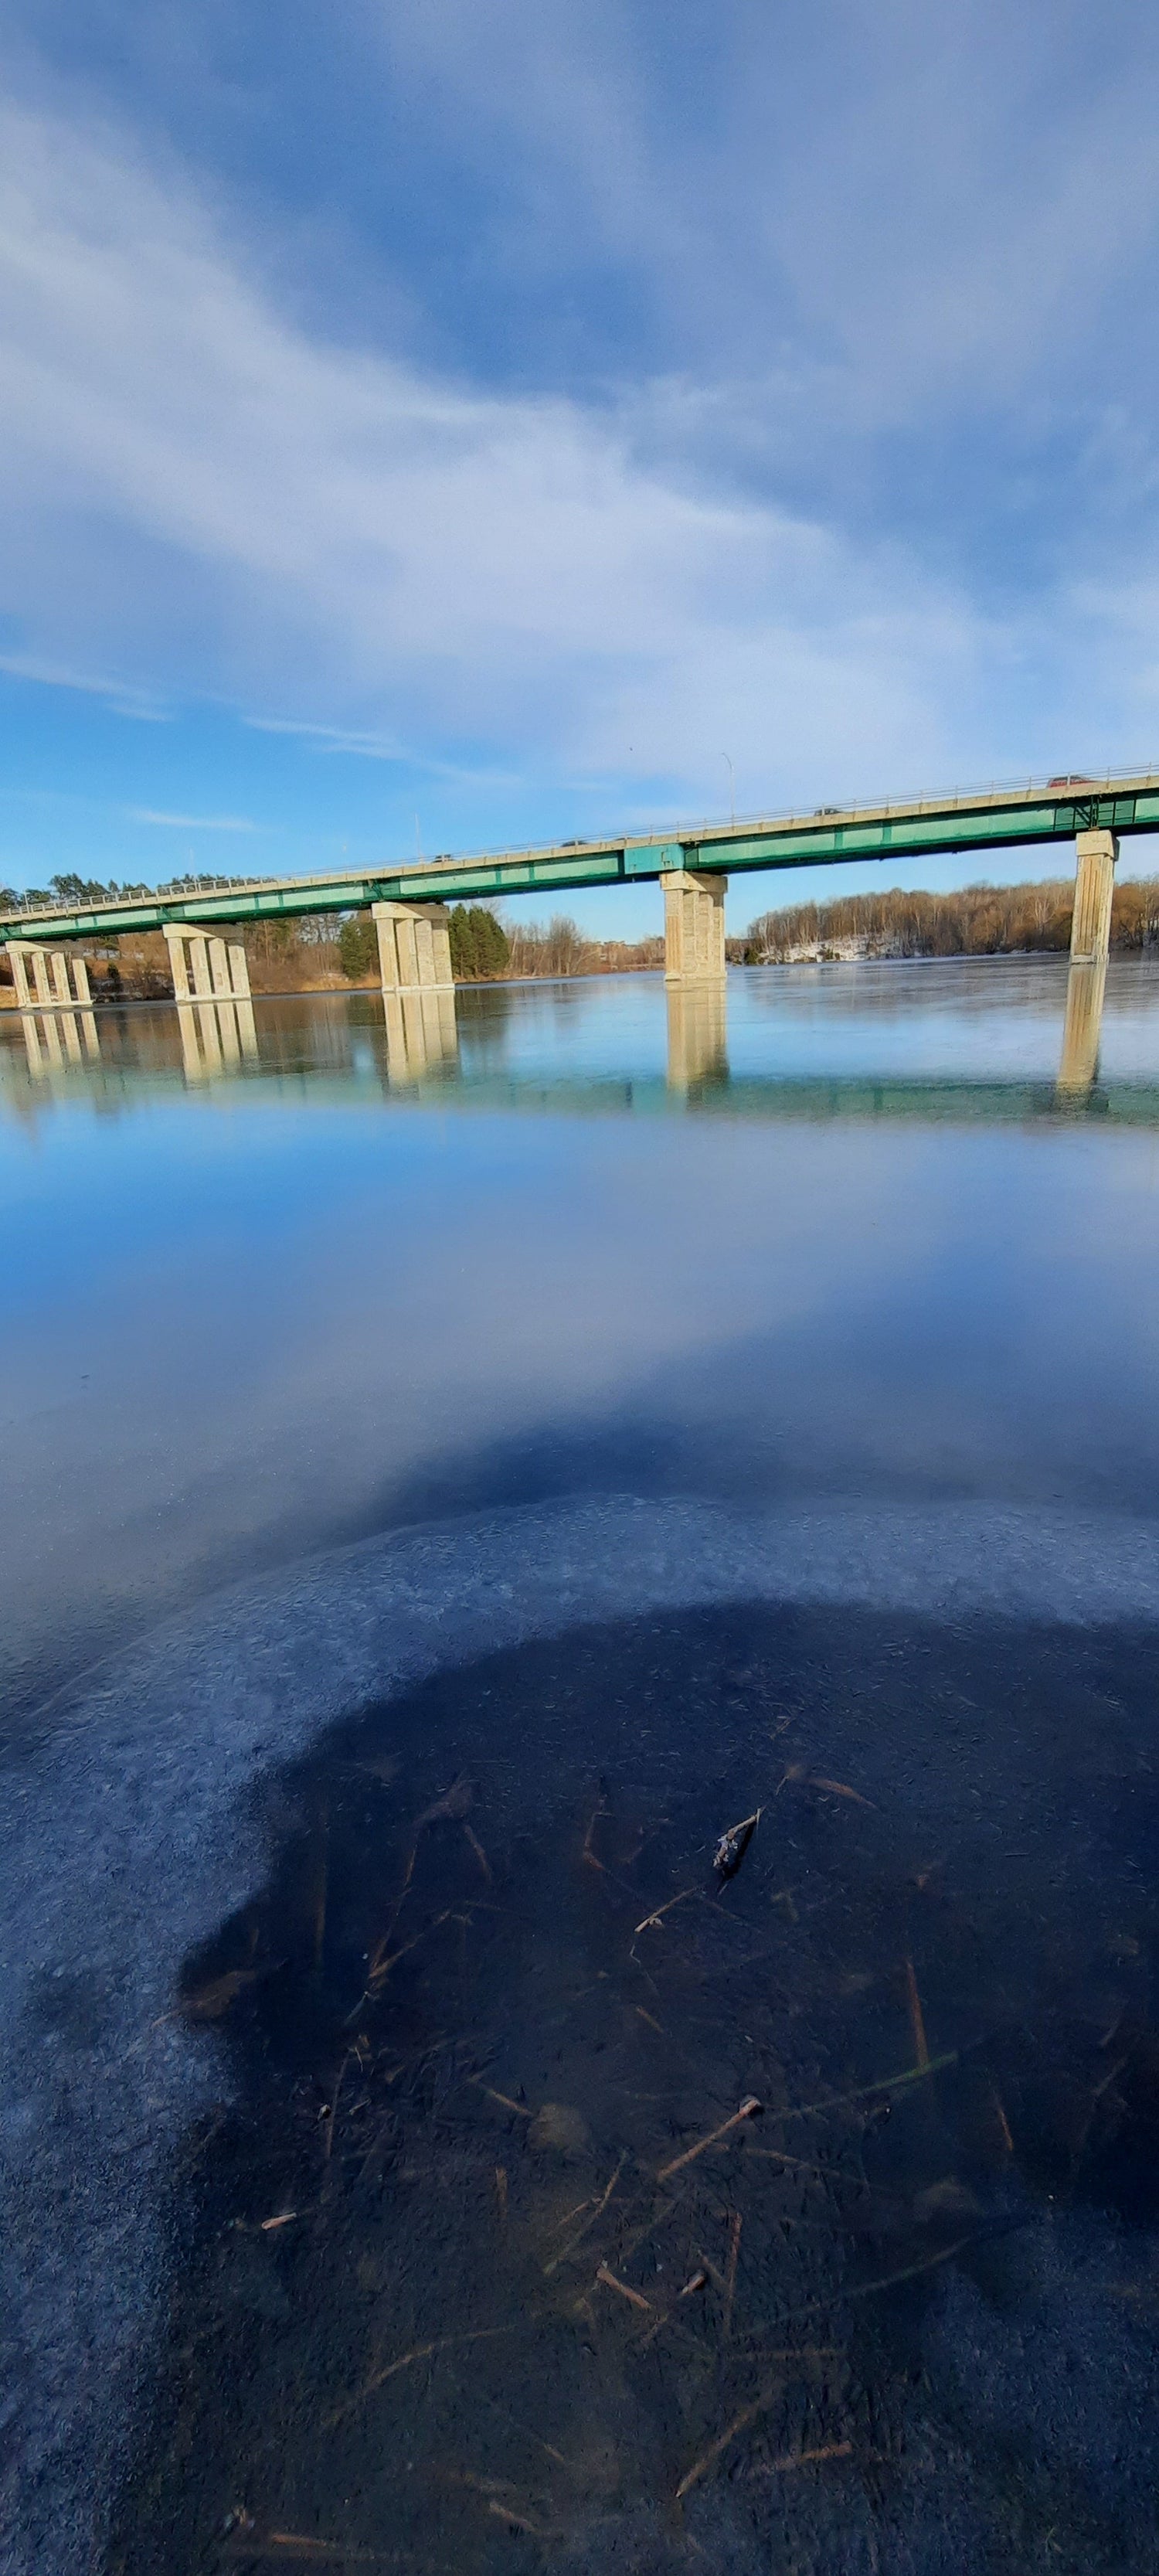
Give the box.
[164,927,252,1004]
[372,900,455,999]
[8,943,92,1010]
[661,870,727,982]
[372,900,458,1079]
[1057,828,1117,1097]
[1071,828,1117,966]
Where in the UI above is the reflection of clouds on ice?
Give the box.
[4,1492,1159,2574]
[5,1105,1159,1697]
[0,1114,954,1674]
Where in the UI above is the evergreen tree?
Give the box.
[448,904,510,978]
[338,913,379,977]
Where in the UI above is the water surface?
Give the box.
[3,958,1159,2574]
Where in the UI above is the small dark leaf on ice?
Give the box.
[714,1809,761,1882]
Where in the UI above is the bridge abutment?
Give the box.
[661,869,727,982]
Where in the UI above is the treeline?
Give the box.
[495,913,661,979]
[0,869,258,913]
[331,907,510,981]
[337,905,662,982]
[743,876,1159,961]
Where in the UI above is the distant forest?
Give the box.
[339,904,662,982]
[742,876,1159,962]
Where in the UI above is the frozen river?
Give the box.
[3,956,1159,2574]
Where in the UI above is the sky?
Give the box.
[3,0,1159,936]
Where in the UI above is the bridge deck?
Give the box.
[2,770,1157,944]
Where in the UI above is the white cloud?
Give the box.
[127,808,257,829]
[0,97,1006,809]
[368,0,1159,428]
[0,646,167,719]
[0,84,1151,818]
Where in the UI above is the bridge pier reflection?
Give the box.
[666,980,729,1092]
[21,1008,100,1076]
[371,900,459,1080]
[177,997,260,1083]
[1057,958,1107,1098]
[1057,825,1117,1097]
[383,988,459,1082]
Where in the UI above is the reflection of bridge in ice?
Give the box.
[18,1006,103,1078]
[4,958,1157,1120]
[175,995,259,1081]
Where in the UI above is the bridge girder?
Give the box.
[2,774,1157,945]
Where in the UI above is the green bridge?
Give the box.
[2,770,1157,947]
[0,773,1148,1104]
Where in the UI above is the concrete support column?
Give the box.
[199,935,252,1001]
[372,900,455,996]
[661,869,728,982]
[8,943,91,1008]
[165,927,216,999]
[164,927,192,999]
[1071,828,1117,965]
[166,925,255,1072]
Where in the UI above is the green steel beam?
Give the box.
[3,773,1157,944]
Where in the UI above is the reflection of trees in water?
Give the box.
[743,953,1076,1031]
[455,982,514,1073]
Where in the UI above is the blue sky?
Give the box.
[3,0,1159,935]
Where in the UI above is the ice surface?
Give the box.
[3,1494,1159,2574]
